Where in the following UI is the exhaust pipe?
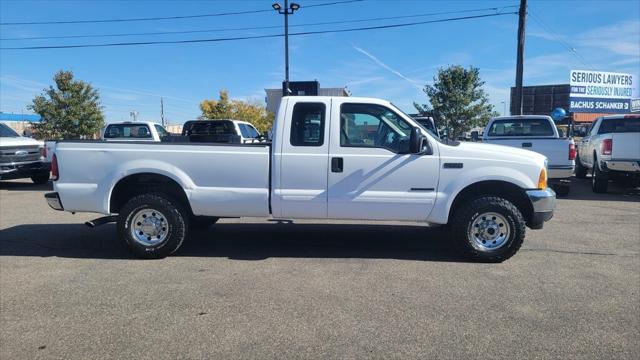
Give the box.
[85,215,117,228]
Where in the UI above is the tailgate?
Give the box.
[484,138,570,166]
[611,133,640,160]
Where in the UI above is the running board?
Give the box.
[85,216,117,228]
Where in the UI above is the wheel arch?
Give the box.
[447,180,533,227]
[109,172,192,215]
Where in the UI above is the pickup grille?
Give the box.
[0,146,41,163]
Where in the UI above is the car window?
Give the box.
[238,124,250,138]
[154,124,169,137]
[597,117,640,134]
[0,123,20,137]
[183,121,235,136]
[104,124,152,139]
[488,119,554,137]
[340,103,412,153]
[290,103,325,147]
[246,124,260,138]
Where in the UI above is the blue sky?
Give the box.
[1,0,639,124]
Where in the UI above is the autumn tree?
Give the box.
[415,65,496,140]
[200,89,274,133]
[29,70,105,139]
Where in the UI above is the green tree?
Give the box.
[29,70,105,139]
[200,89,274,133]
[415,65,496,140]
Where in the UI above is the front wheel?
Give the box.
[591,158,608,193]
[118,193,189,259]
[451,196,526,262]
[575,156,587,179]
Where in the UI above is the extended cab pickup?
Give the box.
[483,115,575,196]
[46,96,556,261]
[575,114,640,193]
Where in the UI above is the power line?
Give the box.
[528,11,597,71]
[1,5,517,41]
[0,0,363,26]
[0,12,517,51]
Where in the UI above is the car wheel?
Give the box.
[118,193,189,259]
[31,173,50,185]
[190,216,219,229]
[451,196,525,262]
[574,155,587,179]
[591,157,608,193]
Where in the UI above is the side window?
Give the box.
[290,103,325,146]
[238,124,250,138]
[246,125,260,138]
[154,125,168,137]
[340,103,412,153]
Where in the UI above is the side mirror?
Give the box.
[409,127,431,155]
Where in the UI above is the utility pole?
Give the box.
[514,0,527,115]
[272,1,300,96]
[160,97,165,127]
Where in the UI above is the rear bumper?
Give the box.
[526,188,556,230]
[548,165,574,179]
[603,160,640,173]
[0,161,50,180]
[45,192,64,211]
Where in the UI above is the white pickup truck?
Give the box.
[102,121,170,142]
[45,96,556,262]
[483,115,575,196]
[575,114,640,193]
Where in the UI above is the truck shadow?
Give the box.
[0,180,52,192]
[0,222,468,262]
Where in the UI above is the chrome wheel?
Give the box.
[130,208,169,247]
[468,212,510,251]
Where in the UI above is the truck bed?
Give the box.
[53,141,271,217]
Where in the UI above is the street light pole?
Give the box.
[273,1,300,96]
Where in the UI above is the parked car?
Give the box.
[181,119,263,143]
[102,121,169,142]
[0,122,50,184]
[575,114,640,193]
[411,116,440,138]
[483,115,575,197]
[46,96,555,261]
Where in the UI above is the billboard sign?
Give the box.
[569,70,639,113]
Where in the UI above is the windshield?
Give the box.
[0,123,20,137]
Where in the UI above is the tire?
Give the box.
[552,184,570,197]
[575,155,587,179]
[117,193,189,259]
[450,196,526,262]
[31,173,50,185]
[591,157,608,193]
[190,216,219,229]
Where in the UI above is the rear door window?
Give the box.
[290,103,326,146]
[488,119,554,137]
[104,124,152,139]
[597,117,640,134]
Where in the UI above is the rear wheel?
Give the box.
[118,193,189,259]
[591,157,608,193]
[574,155,587,179]
[552,183,570,197]
[451,196,525,262]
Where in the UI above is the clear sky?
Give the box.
[1,0,638,124]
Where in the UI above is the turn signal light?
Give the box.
[601,139,612,155]
[537,167,547,189]
[51,154,59,181]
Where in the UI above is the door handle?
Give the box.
[522,142,532,148]
[331,157,343,172]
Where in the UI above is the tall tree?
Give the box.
[415,65,495,140]
[200,89,274,133]
[29,70,105,139]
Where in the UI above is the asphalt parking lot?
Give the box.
[1,178,639,359]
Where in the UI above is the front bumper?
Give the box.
[603,160,640,173]
[526,188,556,229]
[0,161,50,180]
[45,192,64,211]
